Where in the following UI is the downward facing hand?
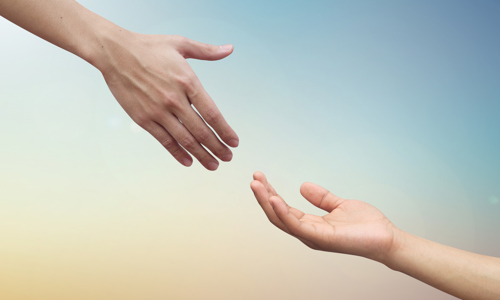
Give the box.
[101,33,239,171]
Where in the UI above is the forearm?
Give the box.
[0,0,123,69]
[385,229,500,299]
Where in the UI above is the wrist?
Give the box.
[381,227,413,271]
[77,16,129,73]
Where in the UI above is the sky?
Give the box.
[0,0,499,299]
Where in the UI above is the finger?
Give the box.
[159,114,219,171]
[252,171,277,196]
[250,180,288,232]
[176,106,233,162]
[252,172,302,218]
[143,121,193,167]
[300,182,345,213]
[251,180,315,247]
[188,79,239,148]
[176,37,234,61]
[269,196,317,241]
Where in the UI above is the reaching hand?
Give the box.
[250,172,397,263]
[98,32,239,170]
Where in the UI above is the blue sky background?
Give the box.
[1,0,499,299]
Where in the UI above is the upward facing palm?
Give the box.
[251,172,397,263]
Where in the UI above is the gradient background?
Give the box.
[1,0,499,299]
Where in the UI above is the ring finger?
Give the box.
[176,105,233,162]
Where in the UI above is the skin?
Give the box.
[251,171,500,300]
[0,0,239,170]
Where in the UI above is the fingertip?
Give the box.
[250,180,261,191]
[300,182,314,195]
[221,152,233,162]
[300,181,328,198]
[227,138,239,148]
[207,161,219,171]
[219,44,234,53]
[182,158,193,167]
[250,181,256,190]
[253,171,265,181]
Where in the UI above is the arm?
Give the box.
[388,229,500,300]
[250,172,500,300]
[0,0,239,170]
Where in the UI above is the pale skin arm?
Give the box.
[0,0,239,171]
[250,172,500,300]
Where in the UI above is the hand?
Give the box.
[250,172,397,263]
[98,32,239,170]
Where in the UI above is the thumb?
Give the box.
[177,38,233,60]
[300,182,345,213]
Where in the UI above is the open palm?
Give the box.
[251,172,397,263]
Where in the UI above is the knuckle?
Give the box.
[161,94,182,111]
[196,128,211,143]
[180,137,196,150]
[159,137,176,149]
[203,43,217,53]
[147,109,163,121]
[204,108,221,125]
[133,114,149,128]
[170,35,187,44]
[186,85,200,99]
[175,75,194,91]
[170,146,183,157]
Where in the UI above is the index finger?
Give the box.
[187,77,239,148]
[251,180,288,232]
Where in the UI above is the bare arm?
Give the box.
[387,229,500,300]
[0,0,239,170]
[251,171,500,299]
[0,0,112,67]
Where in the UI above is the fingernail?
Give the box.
[228,139,239,147]
[183,158,192,167]
[207,162,219,171]
[222,153,233,162]
[220,44,233,51]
